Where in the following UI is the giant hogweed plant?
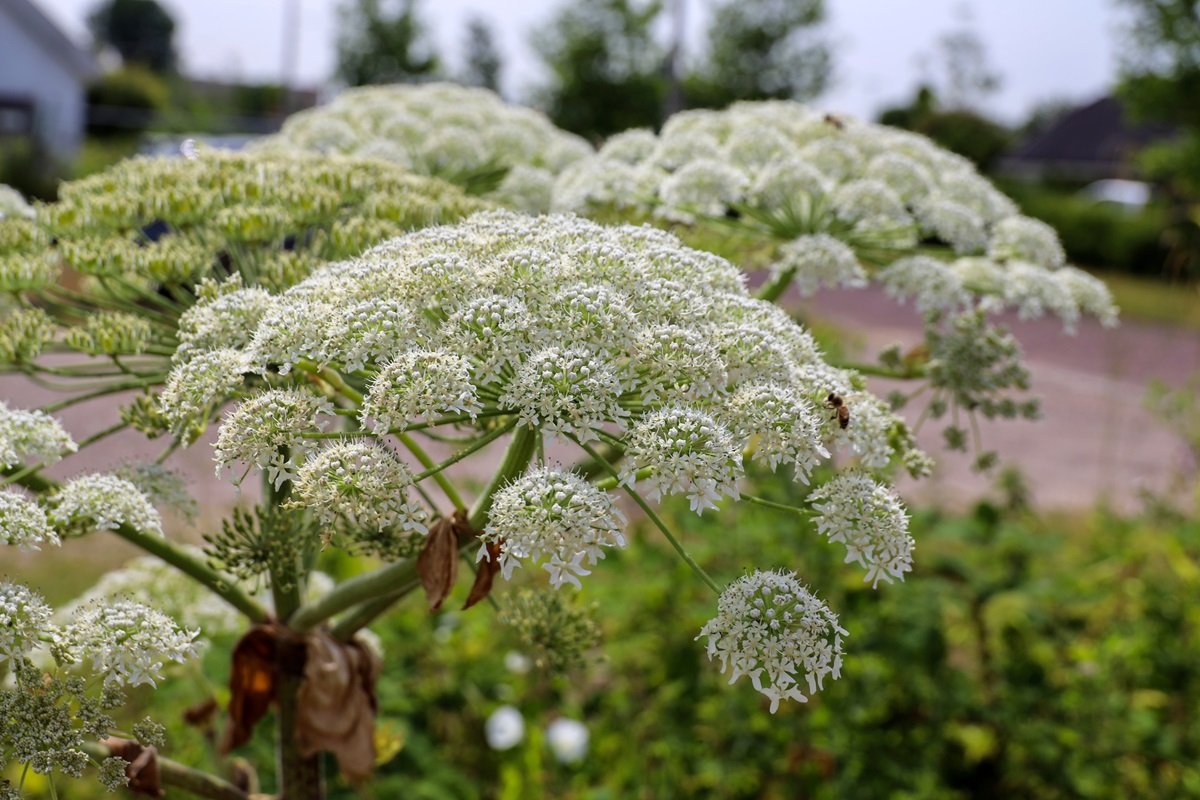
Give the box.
[3,204,928,798]
[552,101,1120,466]
[0,99,1118,799]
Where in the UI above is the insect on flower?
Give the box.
[825,392,851,430]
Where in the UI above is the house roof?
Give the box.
[1,0,98,81]
[1001,96,1177,178]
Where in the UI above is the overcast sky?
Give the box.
[36,0,1126,123]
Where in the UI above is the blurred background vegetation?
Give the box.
[4,0,1200,797]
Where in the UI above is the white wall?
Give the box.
[0,4,86,159]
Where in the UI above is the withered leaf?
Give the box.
[295,630,382,784]
[418,516,460,611]
[103,737,163,798]
[463,541,502,610]
[221,625,279,753]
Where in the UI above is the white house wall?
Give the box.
[0,3,86,160]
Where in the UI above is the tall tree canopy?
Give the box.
[685,0,831,109]
[336,0,440,86]
[532,0,666,140]
[87,0,177,73]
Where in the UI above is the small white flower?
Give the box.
[215,388,335,487]
[485,705,526,751]
[59,599,201,687]
[0,490,59,550]
[361,349,481,432]
[988,215,1066,269]
[0,402,77,469]
[49,473,162,537]
[159,348,250,435]
[0,580,55,662]
[499,347,626,441]
[771,234,867,296]
[481,467,627,588]
[697,570,846,713]
[809,471,913,588]
[293,441,428,534]
[722,383,829,482]
[546,718,589,764]
[622,407,742,513]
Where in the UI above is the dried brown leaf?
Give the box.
[295,630,382,784]
[221,625,279,753]
[418,515,460,611]
[464,541,502,610]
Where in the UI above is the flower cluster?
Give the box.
[482,467,627,588]
[0,184,32,220]
[551,101,1118,329]
[697,570,847,713]
[261,83,593,212]
[154,210,921,711]
[167,211,918,522]
[60,551,242,637]
[48,473,163,537]
[0,401,77,468]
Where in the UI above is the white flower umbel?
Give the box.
[262,82,593,212]
[215,388,335,487]
[60,599,200,687]
[49,473,162,537]
[481,467,627,588]
[293,441,428,534]
[159,347,251,436]
[0,184,33,220]
[771,234,867,295]
[988,215,1066,269]
[0,402,77,469]
[697,570,846,713]
[0,581,55,662]
[809,472,913,588]
[622,407,743,513]
[499,347,626,441]
[722,383,829,482]
[878,255,970,314]
[0,490,59,550]
[361,349,481,432]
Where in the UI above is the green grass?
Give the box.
[1094,268,1200,329]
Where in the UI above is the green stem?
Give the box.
[573,438,721,595]
[755,266,796,303]
[84,741,249,800]
[410,418,517,488]
[742,493,813,516]
[832,360,927,379]
[398,432,467,512]
[289,559,421,633]
[39,379,157,413]
[469,424,538,530]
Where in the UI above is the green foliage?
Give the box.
[85,66,169,137]
[998,181,1180,278]
[336,0,440,86]
[878,86,1012,170]
[87,0,178,73]
[684,0,830,110]
[532,0,666,140]
[31,467,1200,799]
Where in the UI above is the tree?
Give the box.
[877,85,1012,170]
[533,0,666,139]
[461,16,503,92]
[684,0,831,109]
[1116,0,1200,277]
[336,0,439,86]
[87,0,177,73]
